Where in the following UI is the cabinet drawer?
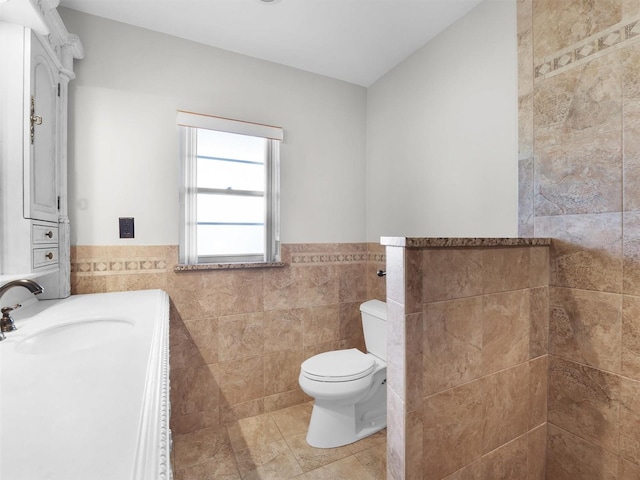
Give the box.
[32,223,58,244]
[33,247,58,269]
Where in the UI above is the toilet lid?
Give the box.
[301,348,375,382]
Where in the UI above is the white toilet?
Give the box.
[298,299,387,448]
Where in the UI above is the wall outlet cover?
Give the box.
[119,217,134,238]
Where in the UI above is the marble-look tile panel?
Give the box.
[482,247,530,294]
[623,100,640,212]
[423,297,483,397]
[529,246,550,288]
[519,157,534,237]
[519,96,534,160]
[482,364,530,454]
[386,300,405,399]
[623,212,640,295]
[535,213,623,293]
[170,364,220,418]
[404,249,423,314]
[405,410,423,480]
[263,309,305,354]
[423,379,484,479]
[622,294,640,380]
[422,248,483,302]
[209,356,265,406]
[385,246,405,307]
[217,312,264,362]
[529,356,549,429]
[480,434,529,480]
[532,0,622,63]
[263,264,339,311]
[184,317,218,365]
[264,349,304,397]
[386,387,405,480]
[620,457,640,479]
[619,377,640,464]
[546,423,619,480]
[442,461,482,480]
[529,286,550,359]
[405,312,423,414]
[528,423,547,480]
[337,263,368,304]
[549,287,622,373]
[534,129,622,216]
[548,356,620,451]
[482,290,530,376]
[302,304,341,348]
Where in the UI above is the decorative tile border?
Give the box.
[291,252,385,265]
[535,15,640,80]
[72,258,169,276]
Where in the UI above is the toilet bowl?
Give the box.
[298,300,387,448]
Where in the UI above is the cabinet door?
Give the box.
[26,32,58,222]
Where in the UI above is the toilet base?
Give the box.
[305,383,386,448]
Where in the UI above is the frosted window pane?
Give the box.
[197,158,264,192]
[197,129,266,163]
[197,225,264,256]
[197,194,264,224]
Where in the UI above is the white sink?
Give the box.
[15,318,134,355]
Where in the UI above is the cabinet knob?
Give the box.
[45,230,53,238]
[45,252,53,260]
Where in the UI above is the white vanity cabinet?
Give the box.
[0,0,83,297]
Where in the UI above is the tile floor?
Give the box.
[172,402,387,479]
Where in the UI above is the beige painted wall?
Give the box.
[60,8,368,246]
[366,0,519,241]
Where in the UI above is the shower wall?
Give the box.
[70,242,386,475]
[518,0,640,477]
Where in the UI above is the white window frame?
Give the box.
[177,110,282,265]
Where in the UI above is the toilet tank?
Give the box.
[360,299,387,361]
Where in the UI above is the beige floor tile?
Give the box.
[304,455,376,480]
[226,413,284,452]
[347,428,387,454]
[286,432,354,472]
[271,402,313,437]
[234,438,304,480]
[354,443,387,480]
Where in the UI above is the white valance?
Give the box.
[176,110,283,141]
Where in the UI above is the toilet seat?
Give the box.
[301,348,375,382]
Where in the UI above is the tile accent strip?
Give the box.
[290,252,383,265]
[72,258,169,276]
[535,15,640,81]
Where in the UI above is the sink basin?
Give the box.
[15,318,135,355]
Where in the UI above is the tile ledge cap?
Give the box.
[379,237,552,248]
[175,261,286,272]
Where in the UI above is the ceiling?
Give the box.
[58,0,485,87]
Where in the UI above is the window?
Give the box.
[177,111,283,264]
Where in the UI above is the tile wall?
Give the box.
[519,0,640,477]
[384,243,550,480]
[70,242,387,474]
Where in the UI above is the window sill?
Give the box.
[175,261,286,272]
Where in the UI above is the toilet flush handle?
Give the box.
[376,270,386,277]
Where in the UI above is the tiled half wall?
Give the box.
[384,243,550,480]
[519,0,640,478]
[71,243,386,472]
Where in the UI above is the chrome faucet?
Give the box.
[0,279,44,339]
